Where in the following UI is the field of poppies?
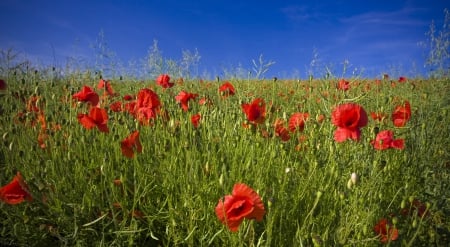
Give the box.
[0,72,449,246]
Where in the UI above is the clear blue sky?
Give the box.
[0,0,447,79]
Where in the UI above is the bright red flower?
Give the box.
[241,98,266,124]
[392,101,411,127]
[120,131,142,158]
[219,81,235,97]
[215,183,265,232]
[371,130,405,150]
[337,79,350,91]
[156,74,174,88]
[373,218,399,244]
[73,86,99,106]
[135,88,161,124]
[77,107,109,133]
[288,112,309,132]
[0,79,7,90]
[175,91,198,112]
[331,103,368,142]
[0,172,33,205]
[191,113,201,128]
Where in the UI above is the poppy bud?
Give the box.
[351,172,359,185]
[412,219,418,228]
[219,174,224,186]
[401,199,406,209]
[347,179,353,189]
[392,217,398,225]
[2,132,7,140]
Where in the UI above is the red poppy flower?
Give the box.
[241,98,266,125]
[219,81,235,97]
[77,107,109,133]
[0,79,7,90]
[26,95,41,113]
[337,79,350,91]
[274,119,291,141]
[215,183,265,232]
[0,172,33,205]
[198,97,213,106]
[175,91,198,112]
[123,94,134,101]
[73,86,99,106]
[331,103,368,142]
[97,79,116,96]
[191,113,201,128]
[370,112,387,122]
[401,199,429,218]
[288,112,309,132]
[120,131,142,158]
[392,101,411,127]
[135,88,161,124]
[373,218,399,244]
[156,74,174,88]
[398,76,407,83]
[371,130,404,150]
[109,101,122,112]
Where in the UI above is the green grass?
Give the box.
[0,73,449,246]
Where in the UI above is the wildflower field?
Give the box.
[0,73,449,246]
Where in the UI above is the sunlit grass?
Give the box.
[0,73,449,246]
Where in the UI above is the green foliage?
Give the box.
[0,71,449,246]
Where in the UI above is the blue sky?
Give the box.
[0,0,447,79]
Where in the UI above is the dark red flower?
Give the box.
[288,112,309,132]
[241,98,266,125]
[156,74,174,88]
[392,101,411,127]
[398,76,407,83]
[77,107,109,133]
[371,130,405,150]
[331,103,368,142]
[0,79,7,90]
[373,218,399,244]
[175,91,198,112]
[191,113,201,128]
[219,81,236,97]
[0,172,33,205]
[123,94,134,101]
[215,183,265,232]
[401,199,429,218]
[120,131,142,158]
[73,86,99,106]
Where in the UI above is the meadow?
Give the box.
[0,71,449,246]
